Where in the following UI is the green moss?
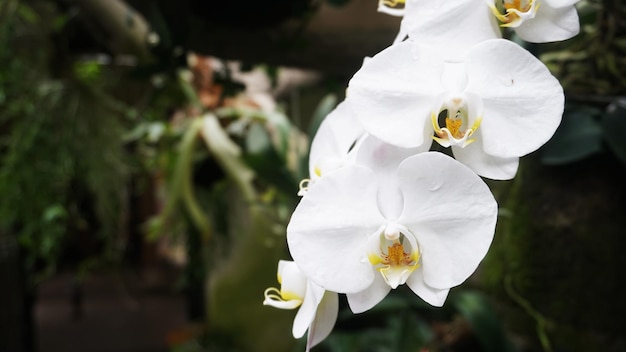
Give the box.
[480,154,626,351]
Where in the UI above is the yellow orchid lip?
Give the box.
[431,109,483,149]
[367,224,421,289]
[263,287,303,310]
[378,0,406,16]
[489,0,540,27]
[379,0,405,10]
[369,240,420,289]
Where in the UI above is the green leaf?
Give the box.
[452,291,518,352]
[246,122,273,154]
[17,4,39,24]
[540,106,603,165]
[243,122,298,195]
[390,312,432,352]
[603,98,626,163]
[42,204,67,222]
[200,115,256,202]
[326,0,351,7]
[263,111,293,157]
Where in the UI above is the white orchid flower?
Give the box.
[298,102,366,196]
[390,0,501,54]
[488,0,580,43]
[264,260,339,350]
[345,38,563,180]
[287,152,497,310]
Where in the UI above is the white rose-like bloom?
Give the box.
[263,260,338,349]
[298,101,366,196]
[287,152,497,311]
[345,38,563,180]
[488,0,580,43]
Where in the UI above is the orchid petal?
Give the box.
[403,0,501,60]
[451,130,519,180]
[306,291,339,349]
[396,152,497,289]
[545,0,579,7]
[514,2,579,43]
[355,135,427,219]
[346,274,391,314]
[293,282,325,338]
[277,260,308,299]
[405,269,450,307]
[309,102,365,179]
[465,39,564,158]
[287,165,385,293]
[441,62,469,95]
[346,41,444,148]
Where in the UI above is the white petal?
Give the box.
[346,274,391,314]
[544,0,580,8]
[309,101,365,179]
[293,282,325,338]
[405,269,450,307]
[287,165,385,293]
[465,39,564,158]
[346,41,444,148]
[403,0,501,60]
[278,260,308,299]
[441,62,469,95]
[514,3,580,42]
[451,130,519,180]
[307,290,339,348]
[355,135,427,219]
[396,152,497,289]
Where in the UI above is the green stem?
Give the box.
[153,118,211,240]
[504,275,553,352]
[178,119,212,237]
[200,114,256,203]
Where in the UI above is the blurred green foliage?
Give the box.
[0,0,131,276]
[1,0,624,351]
[537,0,626,165]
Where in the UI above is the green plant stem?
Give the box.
[179,119,213,237]
[200,114,256,203]
[504,275,553,352]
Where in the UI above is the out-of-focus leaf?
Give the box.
[200,114,256,201]
[165,119,211,238]
[390,311,432,352]
[42,204,67,222]
[74,60,101,83]
[263,110,292,156]
[246,122,272,154]
[244,122,299,195]
[541,106,603,165]
[308,93,338,139]
[452,291,517,352]
[17,3,39,24]
[603,98,626,163]
[208,190,294,352]
[326,0,351,7]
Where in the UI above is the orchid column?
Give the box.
[264,0,577,350]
